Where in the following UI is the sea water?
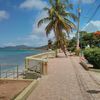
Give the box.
[0,49,44,72]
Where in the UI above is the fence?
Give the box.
[24,51,55,77]
[0,51,55,79]
[0,64,21,79]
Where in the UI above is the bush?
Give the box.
[67,46,76,52]
[84,48,100,69]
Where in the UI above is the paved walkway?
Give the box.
[27,53,100,100]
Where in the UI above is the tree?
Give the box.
[38,0,77,56]
[67,37,77,52]
[79,31,100,48]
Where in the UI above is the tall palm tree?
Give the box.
[38,0,78,56]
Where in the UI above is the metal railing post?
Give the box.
[6,71,7,78]
[17,65,19,79]
[13,69,15,78]
[0,65,1,78]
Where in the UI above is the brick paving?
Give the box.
[27,53,100,100]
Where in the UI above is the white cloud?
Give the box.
[81,0,95,3]
[20,0,48,10]
[82,20,100,32]
[16,10,55,47]
[30,10,55,46]
[16,0,54,47]
[0,10,9,21]
[2,42,16,47]
[72,0,95,4]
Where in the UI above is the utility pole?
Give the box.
[76,0,81,50]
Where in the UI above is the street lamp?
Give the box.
[76,7,81,50]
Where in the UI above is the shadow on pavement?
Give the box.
[87,90,100,94]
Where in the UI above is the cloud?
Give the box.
[16,10,55,47]
[82,20,100,32]
[2,42,16,47]
[30,10,55,46]
[72,0,95,4]
[19,0,48,10]
[81,0,95,3]
[16,0,54,47]
[0,10,9,21]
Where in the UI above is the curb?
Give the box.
[15,79,38,100]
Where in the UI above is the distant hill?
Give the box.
[0,45,33,50]
[0,45,48,50]
[35,45,48,50]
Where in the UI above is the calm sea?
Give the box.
[0,49,44,71]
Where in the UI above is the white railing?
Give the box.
[0,64,21,79]
[24,51,55,76]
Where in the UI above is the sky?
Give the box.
[0,0,100,47]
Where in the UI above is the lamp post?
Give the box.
[76,7,81,50]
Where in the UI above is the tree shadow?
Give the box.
[87,90,100,94]
[57,56,68,58]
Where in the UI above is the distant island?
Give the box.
[0,45,48,50]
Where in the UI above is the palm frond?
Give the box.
[49,0,55,7]
[64,18,76,29]
[38,17,51,27]
[65,12,78,21]
[45,21,54,36]
[49,8,55,17]
[54,11,72,32]
[43,7,50,11]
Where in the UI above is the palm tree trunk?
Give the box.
[58,24,67,56]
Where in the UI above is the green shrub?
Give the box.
[84,48,100,69]
[67,46,76,52]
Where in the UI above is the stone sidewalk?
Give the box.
[27,53,100,100]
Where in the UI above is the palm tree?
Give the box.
[38,0,78,56]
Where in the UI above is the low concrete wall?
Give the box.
[0,78,38,100]
[25,51,56,75]
[15,79,38,100]
[26,51,55,59]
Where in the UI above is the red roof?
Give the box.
[94,31,100,35]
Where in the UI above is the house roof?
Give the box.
[94,31,100,35]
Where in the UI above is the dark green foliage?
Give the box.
[67,37,76,52]
[84,48,100,69]
[80,31,100,48]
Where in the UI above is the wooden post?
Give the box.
[42,59,48,75]
[44,61,48,75]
